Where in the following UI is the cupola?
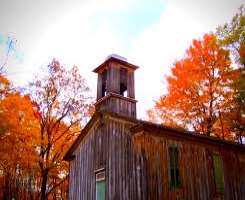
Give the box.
[93,54,138,118]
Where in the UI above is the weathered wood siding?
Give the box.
[96,95,137,118]
[69,116,140,200]
[68,113,245,200]
[127,71,135,99]
[133,132,245,200]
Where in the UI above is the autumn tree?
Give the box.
[217,5,245,143]
[0,36,41,198]
[0,75,10,99]
[0,92,39,199]
[29,59,91,200]
[149,34,236,139]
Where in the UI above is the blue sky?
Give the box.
[0,0,244,118]
[92,0,164,39]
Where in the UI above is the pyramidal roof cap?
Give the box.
[93,54,139,73]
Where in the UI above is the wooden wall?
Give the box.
[69,116,140,200]
[132,132,245,200]
[68,113,245,200]
[95,95,137,118]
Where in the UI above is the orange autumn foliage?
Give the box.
[0,93,39,167]
[149,34,238,140]
[0,92,40,198]
[0,59,92,199]
[0,74,10,99]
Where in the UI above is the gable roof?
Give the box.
[64,111,245,161]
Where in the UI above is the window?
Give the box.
[120,68,128,97]
[120,83,127,96]
[212,154,224,194]
[102,84,106,97]
[102,70,107,97]
[168,146,181,189]
[96,170,105,200]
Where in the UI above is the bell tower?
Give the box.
[93,55,138,118]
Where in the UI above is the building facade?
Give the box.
[64,56,245,200]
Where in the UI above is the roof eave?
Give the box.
[63,112,102,161]
[93,57,139,73]
[130,123,245,152]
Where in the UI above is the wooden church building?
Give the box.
[64,55,245,200]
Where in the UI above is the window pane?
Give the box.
[170,169,175,187]
[169,147,175,169]
[213,154,224,193]
[96,180,105,200]
[168,146,180,189]
[176,168,180,186]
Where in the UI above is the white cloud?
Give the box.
[2,0,130,89]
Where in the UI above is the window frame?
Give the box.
[212,153,225,194]
[95,168,106,200]
[168,145,181,190]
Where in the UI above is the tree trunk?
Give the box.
[3,174,9,200]
[206,117,212,136]
[239,133,243,144]
[41,171,48,200]
[218,111,225,140]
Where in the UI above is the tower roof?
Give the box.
[93,55,139,73]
